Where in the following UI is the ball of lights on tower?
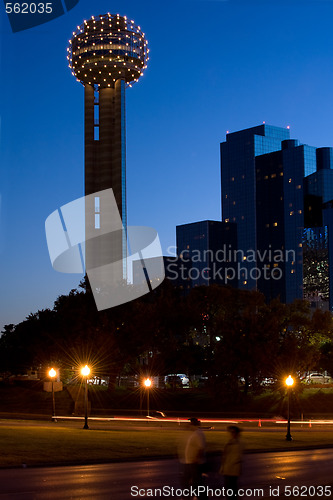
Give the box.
[67,13,149,88]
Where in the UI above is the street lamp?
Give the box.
[48,368,57,422]
[285,375,294,441]
[81,365,91,429]
[144,378,152,417]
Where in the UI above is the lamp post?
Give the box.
[144,378,152,417]
[81,365,91,429]
[285,375,294,441]
[48,368,57,422]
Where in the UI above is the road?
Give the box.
[0,449,332,499]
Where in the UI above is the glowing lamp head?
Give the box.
[49,368,56,378]
[144,378,152,388]
[68,13,149,88]
[81,365,91,377]
[285,375,294,387]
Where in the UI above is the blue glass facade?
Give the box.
[221,125,291,291]
[255,141,306,303]
[221,124,333,308]
[176,220,237,288]
[303,148,333,311]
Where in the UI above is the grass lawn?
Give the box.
[1,420,333,468]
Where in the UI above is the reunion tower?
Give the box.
[67,13,149,279]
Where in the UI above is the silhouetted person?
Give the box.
[220,425,243,499]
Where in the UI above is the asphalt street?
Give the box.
[0,448,333,500]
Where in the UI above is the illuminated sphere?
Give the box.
[67,13,149,87]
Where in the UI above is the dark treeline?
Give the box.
[1,278,333,398]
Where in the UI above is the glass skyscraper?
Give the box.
[220,124,333,307]
[176,220,237,288]
[221,125,293,292]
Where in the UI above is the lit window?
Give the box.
[296,185,301,189]
[264,175,268,180]
[231,177,235,181]
[225,218,229,223]
[243,281,247,285]
[271,173,276,178]
[289,178,292,183]
[298,210,302,214]
[233,201,236,205]
[273,263,278,268]
[290,211,294,216]
[273,222,278,226]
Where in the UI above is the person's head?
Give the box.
[227,425,241,438]
[189,417,201,428]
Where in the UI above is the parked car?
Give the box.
[261,377,276,386]
[165,375,183,388]
[305,373,330,384]
[176,373,190,385]
[165,374,190,387]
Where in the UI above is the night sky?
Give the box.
[1,0,333,330]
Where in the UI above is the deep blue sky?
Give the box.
[1,0,333,330]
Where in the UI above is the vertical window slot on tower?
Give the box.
[95,196,100,229]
